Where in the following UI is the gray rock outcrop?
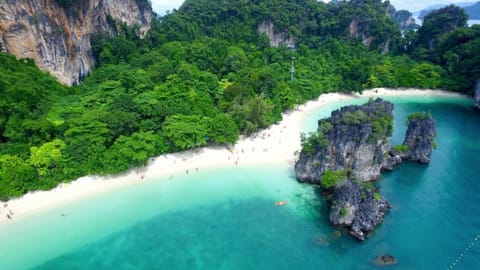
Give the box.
[257,21,296,49]
[329,180,390,241]
[295,99,437,241]
[387,5,419,31]
[401,116,436,163]
[295,98,394,183]
[374,255,397,265]
[0,0,152,85]
[384,113,437,167]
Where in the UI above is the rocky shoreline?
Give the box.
[295,98,436,240]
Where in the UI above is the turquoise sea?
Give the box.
[1,95,479,270]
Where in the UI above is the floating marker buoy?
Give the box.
[447,234,479,269]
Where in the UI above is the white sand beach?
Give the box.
[0,88,468,225]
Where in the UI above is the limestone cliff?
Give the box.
[257,21,296,49]
[295,100,437,240]
[295,99,394,183]
[329,179,390,241]
[400,115,436,163]
[345,0,400,53]
[295,99,394,240]
[385,112,436,166]
[0,0,152,85]
[295,99,436,240]
[387,5,419,31]
[392,10,418,31]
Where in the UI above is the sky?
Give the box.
[149,1,477,15]
[150,0,184,14]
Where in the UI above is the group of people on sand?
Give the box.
[2,203,14,220]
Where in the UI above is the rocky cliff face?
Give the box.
[295,99,394,240]
[0,0,152,85]
[329,179,390,240]
[257,21,296,49]
[387,5,419,31]
[295,98,394,183]
[401,116,436,163]
[393,10,418,31]
[386,113,437,168]
[348,19,372,47]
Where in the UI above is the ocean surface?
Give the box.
[412,17,480,27]
[1,94,479,270]
[468,20,480,26]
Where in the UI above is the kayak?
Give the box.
[275,201,287,206]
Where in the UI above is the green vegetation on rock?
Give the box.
[321,170,348,189]
[407,112,432,123]
[393,145,408,153]
[342,111,369,125]
[300,120,332,156]
[369,114,393,144]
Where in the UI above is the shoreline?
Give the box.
[0,88,469,225]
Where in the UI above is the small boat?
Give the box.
[275,201,287,206]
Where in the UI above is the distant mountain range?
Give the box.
[413,1,480,20]
[464,2,480,19]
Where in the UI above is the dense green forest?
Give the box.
[1,0,479,200]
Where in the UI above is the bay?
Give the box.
[1,95,479,270]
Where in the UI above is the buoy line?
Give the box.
[447,234,479,269]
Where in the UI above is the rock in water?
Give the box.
[329,180,390,241]
[295,98,394,183]
[401,113,436,163]
[294,99,438,241]
[295,98,393,240]
[374,255,397,265]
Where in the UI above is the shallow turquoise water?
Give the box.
[1,95,479,269]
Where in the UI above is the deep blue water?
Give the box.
[1,95,479,270]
